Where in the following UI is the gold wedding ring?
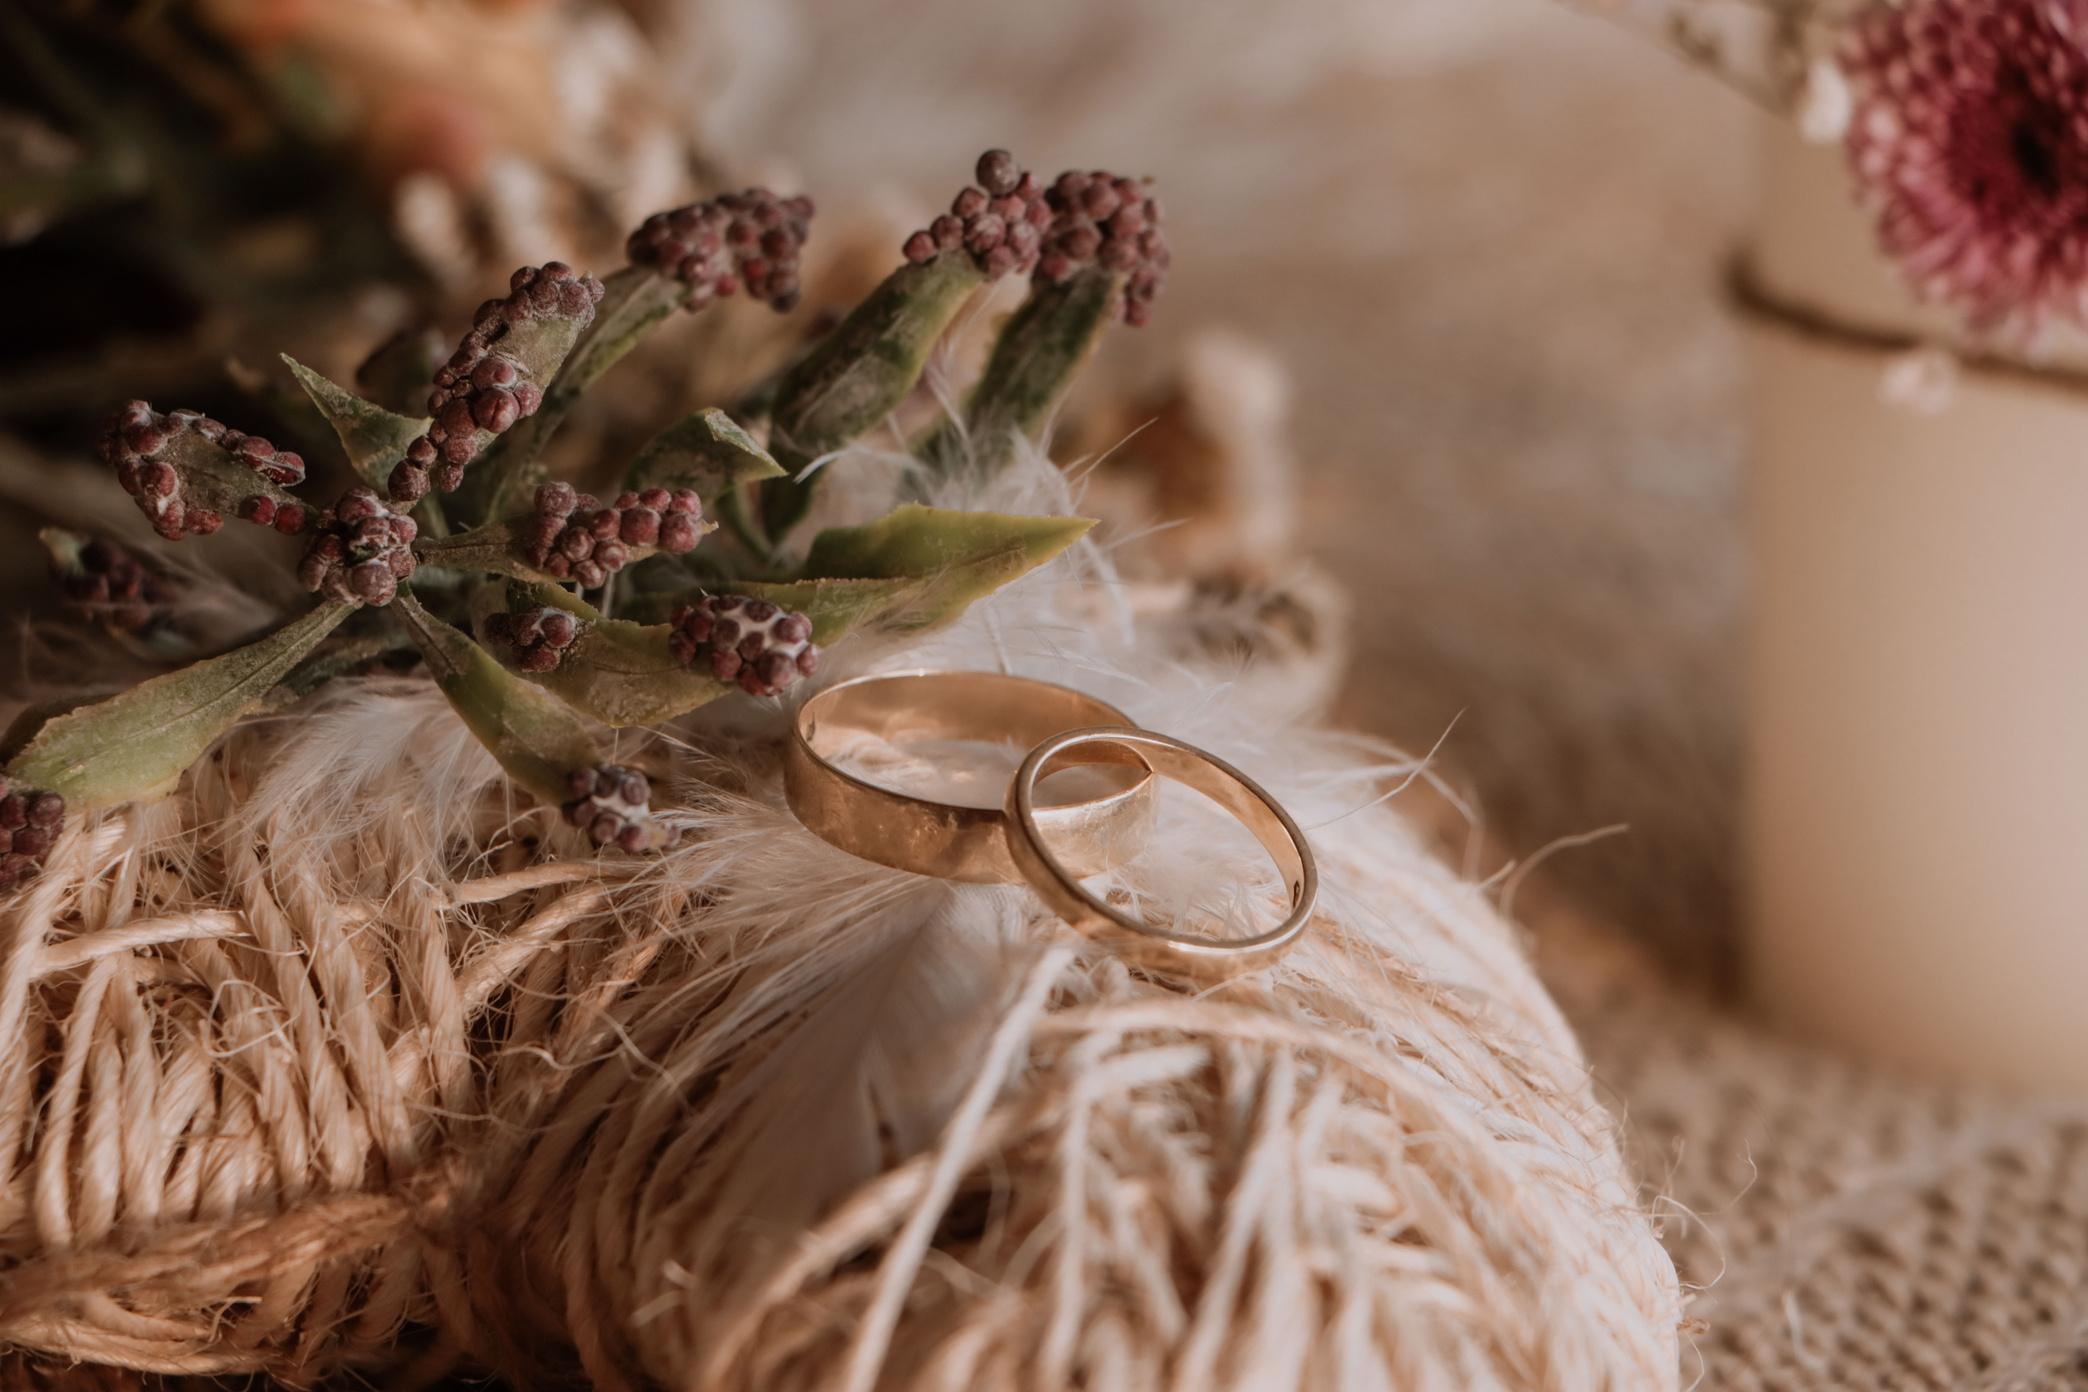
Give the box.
[1004,727,1317,972]
[785,671,1158,883]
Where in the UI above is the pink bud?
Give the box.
[472,356,518,390]
[537,481,578,517]
[620,508,660,545]
[904,231,937,264]
[977,149,1020,197]
[474,391,521,433]
[348,560,395,604]
[659,512,701,554]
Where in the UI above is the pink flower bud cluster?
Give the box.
[524,482,703,588]
[391,263,605,503]
[297,487,418,607]
[0,785,65,892]
[669,595,820,697]
[483,605,589,673]
[562,764,679,855]
[1038,170,1170,326]
[54,537,172,637]
[627,189,814,314]
[902,149,1051,278]
[99,401,309,540]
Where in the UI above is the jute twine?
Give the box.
[0,669,1679,1390]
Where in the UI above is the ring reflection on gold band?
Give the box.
[784,671,1159,885]
[1003,726,1317,972]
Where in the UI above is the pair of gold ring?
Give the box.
[782,671,1316,972]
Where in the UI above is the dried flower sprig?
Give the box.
[670,596,821,697]
[0,784,66,893]
[2,149,1157,890]
[100,402,310,540]
[484,606,591,673]
[43,530,174,641]
[563,764,680,854]
[297,487,419,607]
[391,262,606,502]
[627,189,814,313]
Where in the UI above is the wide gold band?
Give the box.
[1003,726,1317,972]
[784,671,1158,884]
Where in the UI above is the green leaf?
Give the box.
[798,505,1094,630]
[623,407,786,502]
[393,589,600,804]
[5,600,356,810]
[283,355,431,490]
[762,252,986,541]
[479,267,689,517]
[411,517,560,584]
[620,507,1092,638]
[620,575,920,641]
[506,584,731,728]
[916,266,1122,478]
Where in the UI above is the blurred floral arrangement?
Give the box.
[0,147,1172,894]
[0,0,719,434]
[1569,0,2088,348]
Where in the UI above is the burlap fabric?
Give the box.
[1536,912,2088,1391]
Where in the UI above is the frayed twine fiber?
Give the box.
[0,454,1679,1390]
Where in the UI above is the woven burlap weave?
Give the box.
[1535,911,2088,1392]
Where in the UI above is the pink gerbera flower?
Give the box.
[1842,0,2088,332]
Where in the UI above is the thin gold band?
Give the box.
[784,671,1158,884]
[1003,726,1316,972]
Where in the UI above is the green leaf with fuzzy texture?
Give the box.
[916,266,1122,478]
[761,252,986,541]
[283,355,430,489]
[797,505,1093,631]
[623,407,786,502]
[618,506,1089,636]
[393,589,599,805]
[5,600,356,810]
